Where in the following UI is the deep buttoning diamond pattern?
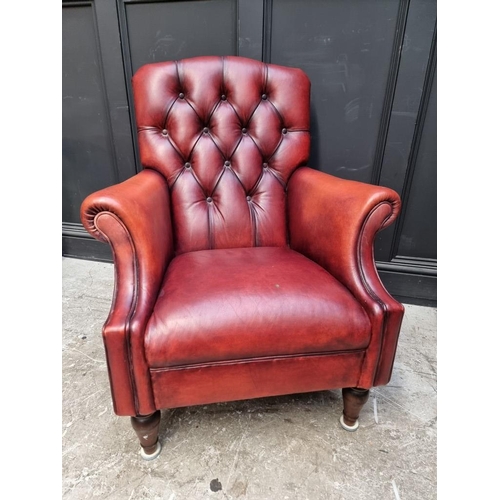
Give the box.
[132,56,311,254]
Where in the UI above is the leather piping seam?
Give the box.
[94,211,140,413]
[149,348,366,373]
[356,201,393,305]
[355,201,393,387]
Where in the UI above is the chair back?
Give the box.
[132,56,311,254]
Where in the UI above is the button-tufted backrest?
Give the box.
[132,56,311,255]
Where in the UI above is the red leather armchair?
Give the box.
[81,56,404,460]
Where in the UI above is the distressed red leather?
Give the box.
[287,168,404,388]
[151,352,365,409]
[145,247,370,368]
[133,56,310,254]
[80,55,403,417]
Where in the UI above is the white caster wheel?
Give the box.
[340,414,359,432]
[140,440,162,460]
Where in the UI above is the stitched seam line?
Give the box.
[357,201,393,305]
[356,201,393,387]
[95,211,140,413]
[150,348,366,372]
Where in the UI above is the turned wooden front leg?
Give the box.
[131,410,162,460]
[340,388,369,431]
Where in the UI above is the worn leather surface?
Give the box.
[132,56,310,254]
[145,247,370,368]
[288,167,404,388]
[80,56,403,416]
[81,169,173,415]
[151,352,365,409]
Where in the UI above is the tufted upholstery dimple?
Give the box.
[132,56,311,254]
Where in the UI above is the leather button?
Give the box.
[203,127,209,134]
[179,92,185,99]
[224,161,231,167]
[282,128,288,134]
[206,197,213,203]
[161,129,168,136]
[221,95,227,101]
[184,162,191,169]
[262,94,267,100]
[263,163,268,169]
[241,128,247,134]
[246,196,251,201]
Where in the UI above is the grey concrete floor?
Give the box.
[62,257,436,500]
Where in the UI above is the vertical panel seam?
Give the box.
[262,0,273,63]
[370,0,411,186]
[115,0,141,173]
[389,23,437,260]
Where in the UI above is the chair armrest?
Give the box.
[80,169,173,415]
[287,167,404,387]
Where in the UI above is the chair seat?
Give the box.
[145,247,370,368]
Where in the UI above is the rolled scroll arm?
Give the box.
[287,167,404,388]
[81,169,174,415]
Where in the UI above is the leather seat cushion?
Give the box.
[145,247,370,368]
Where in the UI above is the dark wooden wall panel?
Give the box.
[63,0,136,258]
[378,0,437,193]
[375,0,437,261]
[238,0,264,60]
[376,21,437,304]
[62,3,118,224]
[396,66,436,260]
[270,0,401,183]
[123,0,237,73]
